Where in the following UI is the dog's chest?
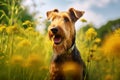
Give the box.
[50,52,83,80]
[53,53,73,63]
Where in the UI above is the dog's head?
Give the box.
[46,8,84,54]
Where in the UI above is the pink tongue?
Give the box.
[54,37,61,43]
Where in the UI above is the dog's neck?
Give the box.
[67,44,75,54]
[52,44,77,63]
[52,44,75,59]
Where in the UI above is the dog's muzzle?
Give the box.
[50,27,63,45]
[51,27,58,34]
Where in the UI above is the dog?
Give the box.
[47,8,86,80]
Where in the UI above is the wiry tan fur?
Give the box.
[47,9,82,54]
[47,8,86,80]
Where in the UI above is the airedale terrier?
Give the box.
[47,8,86,80]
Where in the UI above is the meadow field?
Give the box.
[0,0,120,80]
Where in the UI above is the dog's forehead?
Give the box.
[49,11,71,21]
[57,12,69,17]
[53,12,70,20]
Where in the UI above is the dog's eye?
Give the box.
[64,16,69,22]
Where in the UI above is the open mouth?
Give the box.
[53,35,62,45]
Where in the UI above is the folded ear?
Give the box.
[68,8,85,22]
[46,9,59,20]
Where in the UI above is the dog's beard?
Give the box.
[53,37,73,55]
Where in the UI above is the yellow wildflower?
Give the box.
[85,28,97,41]
[114,28,120,36]
[62,62,81,74]
[10,55,24,66]
[6,25,18,34]
[104,74,113,80]
[32,32,39,36]
[91,56,101,61]
[16,36,24,41]
[90,44,97,52]
[102,35,120,58]
[0,25,6,32]
[17,39,31,47]
[26,54,42,68]
[94,38,101,44]
[22,20,33,27]
[26,27,34,31]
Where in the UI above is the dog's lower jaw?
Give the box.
[53,43,66,55]
[53,39,73,55]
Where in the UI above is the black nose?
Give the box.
[51,27,58,34]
